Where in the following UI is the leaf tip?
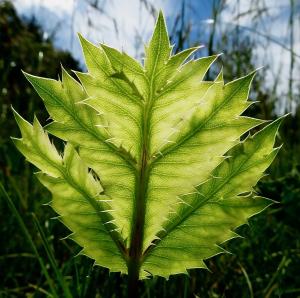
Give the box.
[77,32,85,42]
[157,9,164,20]
[215,67,224,82]
[22,70,35,83]
[255,65,265,72]
[11,107,28,129]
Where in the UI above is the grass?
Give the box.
[0,1,299,296]
[1,157,299,297]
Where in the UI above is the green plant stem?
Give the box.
[0,182,59,298]
[263,255,287,297]
[127,266,140,298]
[32,213,73,298]
[127,70,154,297]
[128,150,148,297]
[238,261,253,298]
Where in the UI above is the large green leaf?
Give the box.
[13,11,283,279]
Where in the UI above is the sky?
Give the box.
[219,0,300,113]
[10,0,300,114]
[11,0,214,60]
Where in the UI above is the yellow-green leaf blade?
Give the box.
[22,70,137,244]
[143,72,263,250]
[142,118,283,278]
[12,114,127,272]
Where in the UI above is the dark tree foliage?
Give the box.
[0,2,79,294]
[0,1,78,136]
[0,1,299,297]
[0,0,79,174]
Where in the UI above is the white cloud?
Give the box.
[13,0,74,15]
[11,0,300,113]
[12,0,168,63]
[219,0,300,113]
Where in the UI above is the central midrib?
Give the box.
[128,25,163,278]
[127,79,154,279]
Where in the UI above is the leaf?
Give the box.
[12,110,127,272]
[13,12,284,280]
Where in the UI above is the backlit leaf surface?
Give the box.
[13,12,283,279]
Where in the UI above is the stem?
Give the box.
[288,0,294,112]
[127,80,153,297]
[128,262,140,298]
[127,150,148,297]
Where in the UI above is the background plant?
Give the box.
[0,1,299,297]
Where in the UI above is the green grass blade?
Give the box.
[238,262,254,298]
[0,182,58,298]
[31,213,73,298]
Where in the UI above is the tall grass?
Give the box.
[1,0,299,296]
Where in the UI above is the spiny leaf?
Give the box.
[13,12,284,280]
[141,117,284,278]
[145,11,172,77]
[13,112,127,272]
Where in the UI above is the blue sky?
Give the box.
[12,0,215,61]
[11,0,300,114]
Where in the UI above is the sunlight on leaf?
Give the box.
[13,11,284,279]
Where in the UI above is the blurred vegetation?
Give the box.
[0,1,299,297]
